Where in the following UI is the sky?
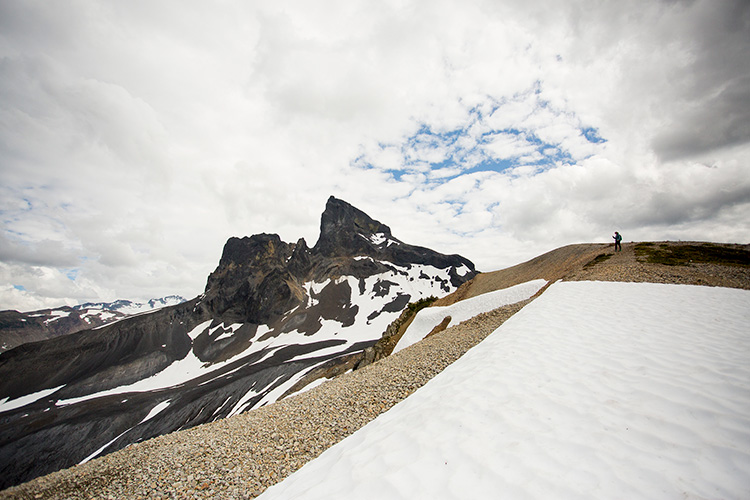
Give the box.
[1,0,749,311]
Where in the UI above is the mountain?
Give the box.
[74,295,187,316]
[2,241,748,499]
[0,296,187,354]
[0,196,476,489]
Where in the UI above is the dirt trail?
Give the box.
[437,243,607,306]
[438,241,750,307]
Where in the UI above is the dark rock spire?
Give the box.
[313,196,397,258]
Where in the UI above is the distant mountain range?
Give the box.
[0,196,477,489]
[0,296,187,354]
[74,296,187,315]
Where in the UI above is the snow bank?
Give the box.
[0,385,65,414]
[259,281,750,500]
[394,279,546,353]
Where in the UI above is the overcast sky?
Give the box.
[1,0,749,311]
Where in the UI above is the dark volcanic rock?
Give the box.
[313,196,475,288]
[0,296,187,354]
[0,301,200,402]
[204,233,299,323]
[0,307,122,354]
[314,196,397,258]
[0,196,477,490]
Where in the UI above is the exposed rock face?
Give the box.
[0,196,476,489]
[312,197,472,285]
[203,233,300,324]
[314,196,396,258]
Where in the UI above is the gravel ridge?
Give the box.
[3,241,748,500]
[565,241,750,289]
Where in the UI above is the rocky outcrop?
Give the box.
[370,296,439,363]
[202,234,300,324]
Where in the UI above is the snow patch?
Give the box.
[0,385,65,414]
[43,310,71,325]
[210,322,244,341]
[304,279,332,307]
[394,279,546,353]
[454,264,471,277]
[187,319,213,341]
[80,310,117,322]
[139,400,171,424]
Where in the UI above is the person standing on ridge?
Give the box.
[613,231,622,252]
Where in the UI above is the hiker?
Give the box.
[613,231,622,252]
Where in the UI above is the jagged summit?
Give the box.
[204,196,476,323]
[314,196,398,258]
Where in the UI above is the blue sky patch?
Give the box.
[582,127,606,144]
[355,93,608,186]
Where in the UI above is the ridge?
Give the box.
[4,241,747,498]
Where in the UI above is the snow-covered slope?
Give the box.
[394,278,546,353]
[259,281,750,500]
[74,295,186,316]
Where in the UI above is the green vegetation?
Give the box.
[373,296,439,360]
[406,296,438,315]
[634,242,750,267]
[584,253,613,268]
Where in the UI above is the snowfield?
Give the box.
[259,281,750,500]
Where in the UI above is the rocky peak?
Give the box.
[204,234,298,322]
[288,238,312,276]
[219,234,291,268]
[202,197,476,322]
[313,196,399,258]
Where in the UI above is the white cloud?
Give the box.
[0,0,748,311]
[483,132,539,162]
[0,284,74,312]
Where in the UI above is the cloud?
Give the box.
[0,0,748,310]
[483,132,540,163]
[0,232,79,267]
[0,261,100,310]
[650,1,750,160]
[653,77,750,160]
[0,284,72,312]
